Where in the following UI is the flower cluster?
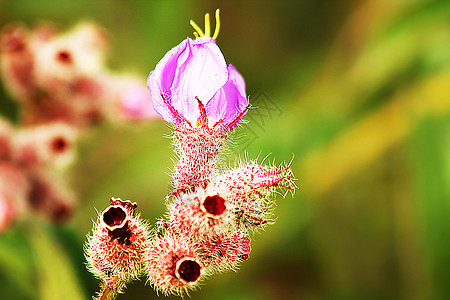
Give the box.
[0,22,159,232]
[85,10,296,298]
[0,21,158,125]
[0,118,77,231]
[86,198,150,293]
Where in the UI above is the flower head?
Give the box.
[144,233,204,296]
[167,188,234,237]
[148,9,248,130]
[85,198,150,292]
[196,227,251,272]
[12,122,77,170]
[208,159,296,230]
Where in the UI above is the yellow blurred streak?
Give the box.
[297,0,449,116]
[27,224,85,300]
[299,70,450,197]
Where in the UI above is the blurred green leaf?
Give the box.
[27,223,86,300]
[0,227,36,300]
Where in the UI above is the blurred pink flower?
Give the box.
[113,76,159,120]
[0,195,14,233]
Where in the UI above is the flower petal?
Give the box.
[147,39,190,124]
[227,64,246,96]
[171,37,228,125]
[206,64,248,128]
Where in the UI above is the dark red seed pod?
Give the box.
[144,233,204,296]
[85,198,150,292]
[201,194,226,217]
[167,188,234,237]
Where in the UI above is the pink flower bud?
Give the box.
[148,35,249,195]
[85,198,150,292]
[147,37,248,129]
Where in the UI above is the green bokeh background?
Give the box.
[1,0,449,299]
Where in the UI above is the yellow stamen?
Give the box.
[204,13,211,37]
[212,9,221,40]
[190,19,204,37]
[190,9,221,40]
